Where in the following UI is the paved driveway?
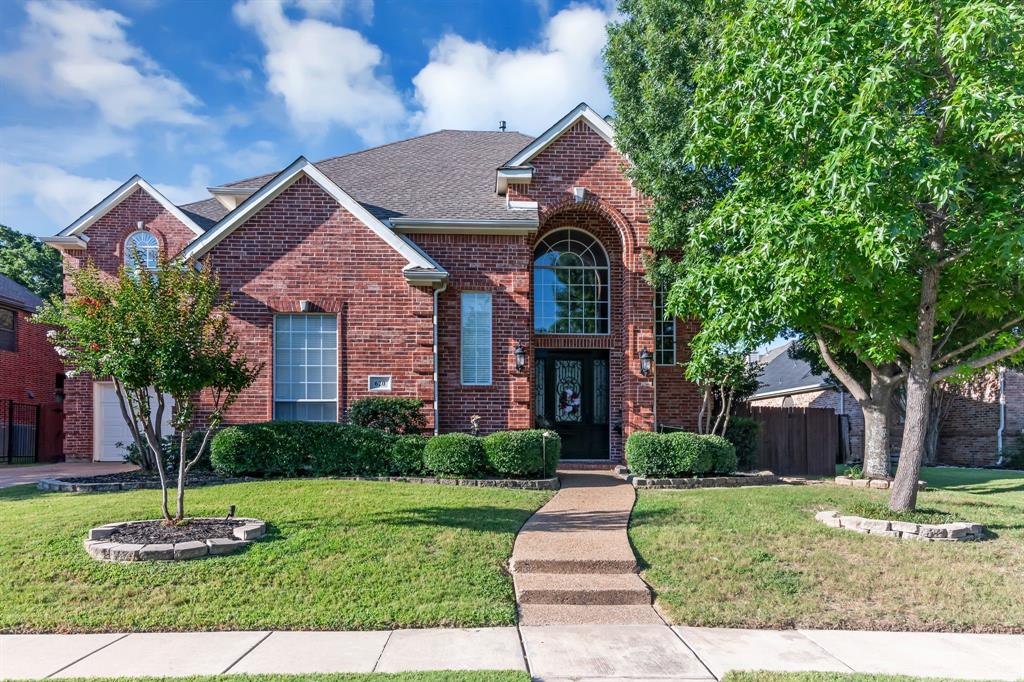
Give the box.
[0,462,137,489]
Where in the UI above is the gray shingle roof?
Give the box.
[179,130,537,227]
[0,273,44,313]
[750,341,830,398]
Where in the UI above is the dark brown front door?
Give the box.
[535,349,609,459]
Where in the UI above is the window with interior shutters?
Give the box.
[273,314,338,421]
[655,287,676,366]
[461,292,492,386]
[0,308,15,352]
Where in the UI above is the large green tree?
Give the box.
[0,224,63,300]
[608,0,1024,510]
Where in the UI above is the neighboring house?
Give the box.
[0,274,65,462]
[749,341,1022,468]
[43,103,702,463]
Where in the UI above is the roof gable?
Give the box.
[180,157,446,284]
[503,102,615,168]
[58,176,205,239]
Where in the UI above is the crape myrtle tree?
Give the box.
[687,340,762,437]
[36,256,259,523]
[608,0,1024,510]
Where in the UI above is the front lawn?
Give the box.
[723,673,996,682]
[0,480,552,633]
[630,467,1024,632]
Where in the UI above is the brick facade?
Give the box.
[55,117,706,463]
[0,305,64,407]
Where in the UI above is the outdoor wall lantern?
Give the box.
[639,346,653,377]
[514,342,528,372]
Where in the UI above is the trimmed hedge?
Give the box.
[423,433,486,477]
[210,421,395,478]
[625,430,737,477]
[724,417,760,471]
[483,429,561,478]
[348,397,426,434]
[390,434,428,475]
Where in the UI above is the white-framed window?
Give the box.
[273,314,338,421]
[655,287,676,366]
[124,231,159,271]
[533,228,610,335]
[461,292,492,386]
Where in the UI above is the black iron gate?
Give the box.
[0,399,39,464]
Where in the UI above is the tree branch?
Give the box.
[815,334,869,402]
[932,337,1024,384]
[897,337,919,357]
[935,316,1023,366]
[933,309,966,359]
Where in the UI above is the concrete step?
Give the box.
[510,557,638,574]
[518,604,664,626]
[514,573,651,605]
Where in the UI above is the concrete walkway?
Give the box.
[2,626,1020,680]
[511,470,660,625]
[0,462,136,489]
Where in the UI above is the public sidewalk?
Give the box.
[2,625,1020,681]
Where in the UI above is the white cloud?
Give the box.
[0,0,201,129]
[0,125,136,167]
[411,5,613,135]
[294,0,373,23]
[0,163,210,234]
[234,0,404,143]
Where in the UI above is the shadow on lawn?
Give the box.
[0,484,49,502]
[369,506,535,533]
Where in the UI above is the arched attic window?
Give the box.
[533,228,610,334]
[125,230,159,271]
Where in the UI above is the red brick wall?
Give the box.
[202,176,435,427]
[0,307,64,404]
[411,233,532,435]
[655,318,703,430]
[59,187,199,460]
[506,120,672,460]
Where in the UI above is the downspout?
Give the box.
[996,367,1006,466]
[432,280,448,436]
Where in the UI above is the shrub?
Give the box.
[483,430,561,478]
[625,431,736,477]
[389,434,428,475]
[309,425,395,477]
[211,421,395,478]
[210,422,308,477]
[120,432,211,474]
[724,417,760,470]
[348,397,426,435]
[1003,435,1024,470]
[423,433,486,477]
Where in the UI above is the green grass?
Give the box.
[0,479,552,633]
[723,673,999,682]
[630,467,1024,633]
[14,671,528,675]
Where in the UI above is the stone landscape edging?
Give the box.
[328,475,560,490]
[84,518,266,562]
[835,475,927,491]
[38,477,251,493]
[815,510,985,541]
[612,466,778,489]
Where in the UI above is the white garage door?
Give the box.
[93,383,174,462]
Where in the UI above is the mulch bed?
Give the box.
[62,470,232,485]
[109,519,247,544]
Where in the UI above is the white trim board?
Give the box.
[59,176,205,238]
[180,156,447,283]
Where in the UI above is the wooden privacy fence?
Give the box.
[745,406,838,476]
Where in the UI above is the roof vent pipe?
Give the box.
[499,120,507,132]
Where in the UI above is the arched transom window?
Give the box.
[125,231,159,271]
[533,229,610,334]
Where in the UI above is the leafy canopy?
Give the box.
[0,224,63,300]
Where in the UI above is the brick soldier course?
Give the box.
[44,103,703,464]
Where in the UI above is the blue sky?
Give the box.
[0,0,615,237]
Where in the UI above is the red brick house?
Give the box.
[0,273,65,462]
[44,104,702,463]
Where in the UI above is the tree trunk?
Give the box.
[175,430,187,522]
[891,218,944,511]
[861,399,891,479]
